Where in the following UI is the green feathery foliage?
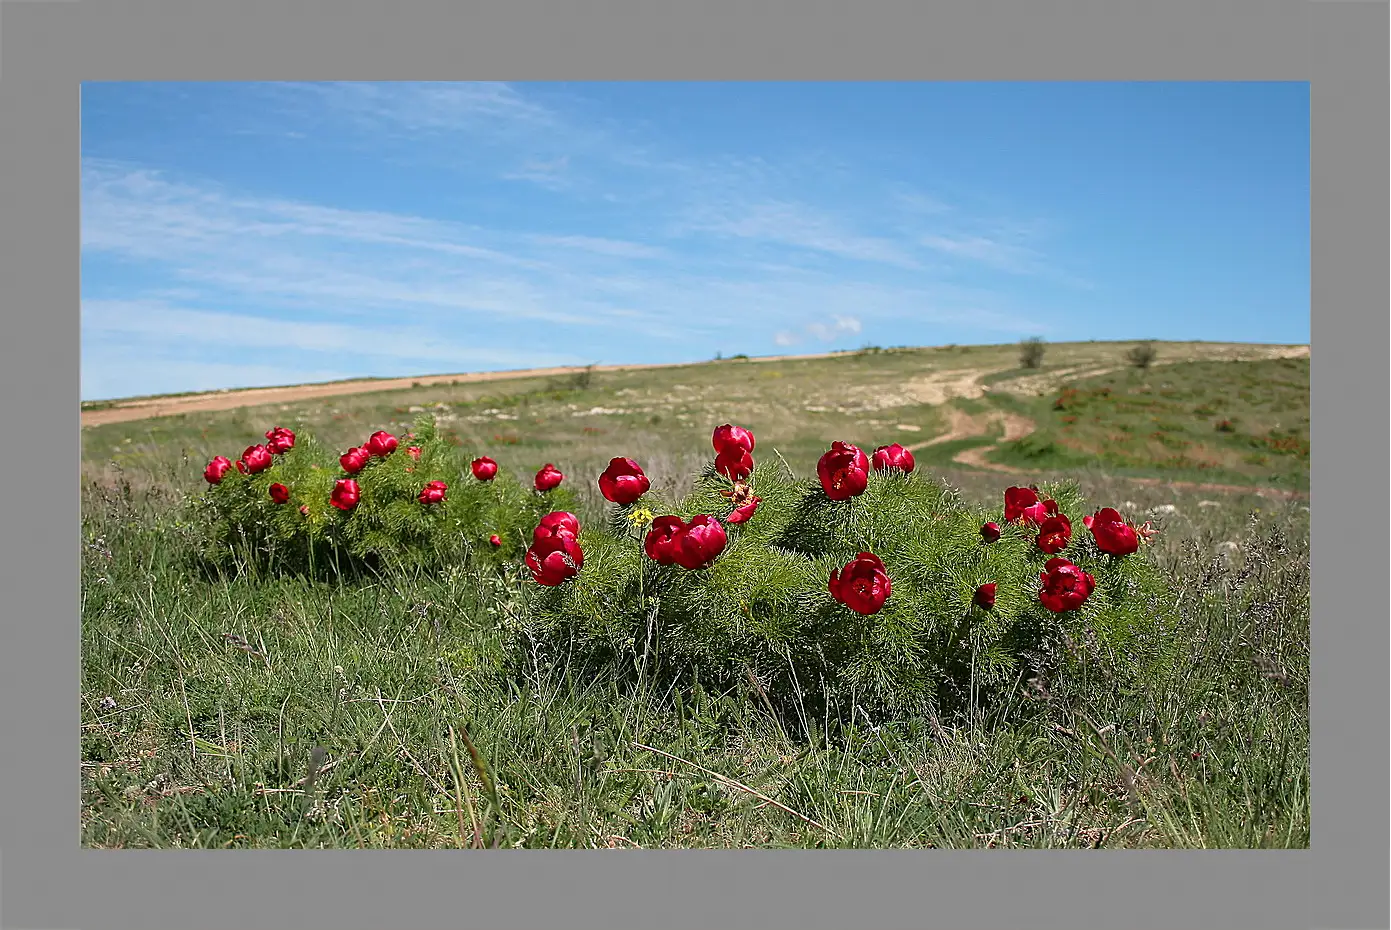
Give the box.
[516,450,1182,723]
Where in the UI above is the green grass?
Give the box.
[80,341,1309,848]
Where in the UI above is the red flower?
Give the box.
[1038,558,1095,613]
[714,446,754,481]
[299,504,310,516]
[533,511,581,547]
[871,443,916,474]
[240,444,274,475]
[1136,520,1158,541]
[418,480,448,505]
[366,430,398,457]
[644,515,687,565]
[1084,508,1140,556]
[726,496,761,524]
[1022,498,1060,526]
[534,463,564,491]
[204,456,234,484]
[1004,486,1039,523]
[235,460,249,474]
[488,534,502,548]
[712,424,756,456]
[264,427,296,455]
[268,483,290,504]
[525,533,584,586]
[340,446,370,474]
[817,441,870,501]
[330,479,361,512]
[980,521,1002,544]
[974,582,997,610]
[828,552,892,615]
[674,515,727,570]
[407,446,422,460]
[471,456,498,481]
[598,457,651,506]
[1035,514,1073,554]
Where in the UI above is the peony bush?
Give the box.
[192,415,1182,721]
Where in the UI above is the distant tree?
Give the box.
[1019,337,1046,369]
[1126,341,1158,369]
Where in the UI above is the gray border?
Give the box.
[2,0,1382,928]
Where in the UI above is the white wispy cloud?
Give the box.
[682,200,925,270]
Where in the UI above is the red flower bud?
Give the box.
[598,457,651,506]
[366,430,398,457]
[1038,557,1095,613]
[268,483,290,505]
[828,552,892,615]
[726,496,761,524]
[712,424,756,456]
[407,446,422,460]
[674,515,727,571]
[533,511,581,548]
[299,504,310,516]
[240,444,274,475]
[204,456,234,484]
[340,447,370,474]
[1004,486,1039,523]
[1085,507,1140,556]
[974,582,997,610]
[534,463,565,491]
[418,480,448,505]
[525,533,583,585]
[980,521,1002,543]
[644,515,687,565]
[1035,513,1073,554]
[817,441,870,501]
[871,443,916,474]
[330,478,361,512]
[488,534,502,548]
[714,446,754,481]
[264,426,296,455]
[471,456,498,481]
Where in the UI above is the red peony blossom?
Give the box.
[204,456,234,484]
[713,446,754,481]
[712,424,756,456]
[871,443,916,474]
[330,479,361,512]
[980,521,1002,544]
[534,463,564,492]
[299,504,310,516]
[1004,486,1039,523]
[235,460,249,474]
[1083,508,1140,556]
[366,430,398,457]
[265,426,296,455]
[471,456,498,481]
[674,515,727,571]
[817,441,870,501]
[268,483,290,505]
[418,480,448,505]
[644,515,687,565]
[726,496,761,524]
[828,552,892,615]
[598,457,651,506]
[974,582,997,610]
[1035,514,1073,554]
[1038,558,1095,613]
[533,511,581,547]
[240,444,274,475]
[525,533,584,585]
[407,446,422,460]
[340,446,371,474]
[1022,498,1060,526]
[488,534,502,548]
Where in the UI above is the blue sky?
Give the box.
[80,81,1310,401]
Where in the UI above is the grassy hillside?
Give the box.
[79,340,1310,849]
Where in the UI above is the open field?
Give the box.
[80,340,1309,849]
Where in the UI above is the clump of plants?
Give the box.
[514,424,1181,721]
[194,415,579,576]
[1019,336,1047,369]
[1126,341,1159,369]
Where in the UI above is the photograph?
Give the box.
[79,80,1310,850]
